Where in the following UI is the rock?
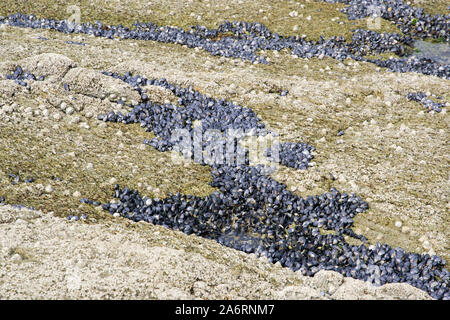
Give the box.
[79,122,90,130]
[331,277,429,300]
[141,84,179,105]
[2,13,449,78]
[310,270,344,295]
[65,106,74,115]
[0,204,436,300]
[62,67,141,104]
[52,112,62,121]
[1,12,448,301]
[19,53,76,83]
[0,80,23,98]
[401,226,410,234]
[276,285,322,299]
[422,240,432,250]
[68,116,80,124]
[11,253,22,262]
[395,146,403,153]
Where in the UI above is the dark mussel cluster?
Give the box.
[366,55,449,78]
[0,14,448,78]
[94,71,450,299]
[266,142,315,170]
[406,92,447,112]
[348,29,414,56]
[103,170,449,300]
[323,0,449,42]
[98,72,303,167]
[4,66,44,87]
[104,167,371,262]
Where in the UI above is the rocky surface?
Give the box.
[1,13,448,78]
[0,205,431,300]
[92,70,447,298]
[0,0,448,300]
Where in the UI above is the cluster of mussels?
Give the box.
[266,142,315,170]
[348,29,414,56]
[406,92,447,112]
[0,13,448,78]
[98,71,312,170]
[323,0,449,42]
[98,72,267,158]
[93,71,449,299]
[4,66,44,87]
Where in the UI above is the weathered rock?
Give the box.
[276,285,323,300]
[331,277,431,300]
[0,80,23,98]
[0,61,17,80]
[19,53,76,82]
[63,67,141,104]
[309,270,344,295]
[141,84,179,105]
[0,205,433,300]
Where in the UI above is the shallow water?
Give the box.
[412,40,450,65]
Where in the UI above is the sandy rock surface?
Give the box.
[0,205,431,300]
[63,67,141,104]
[20,53,76,83]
